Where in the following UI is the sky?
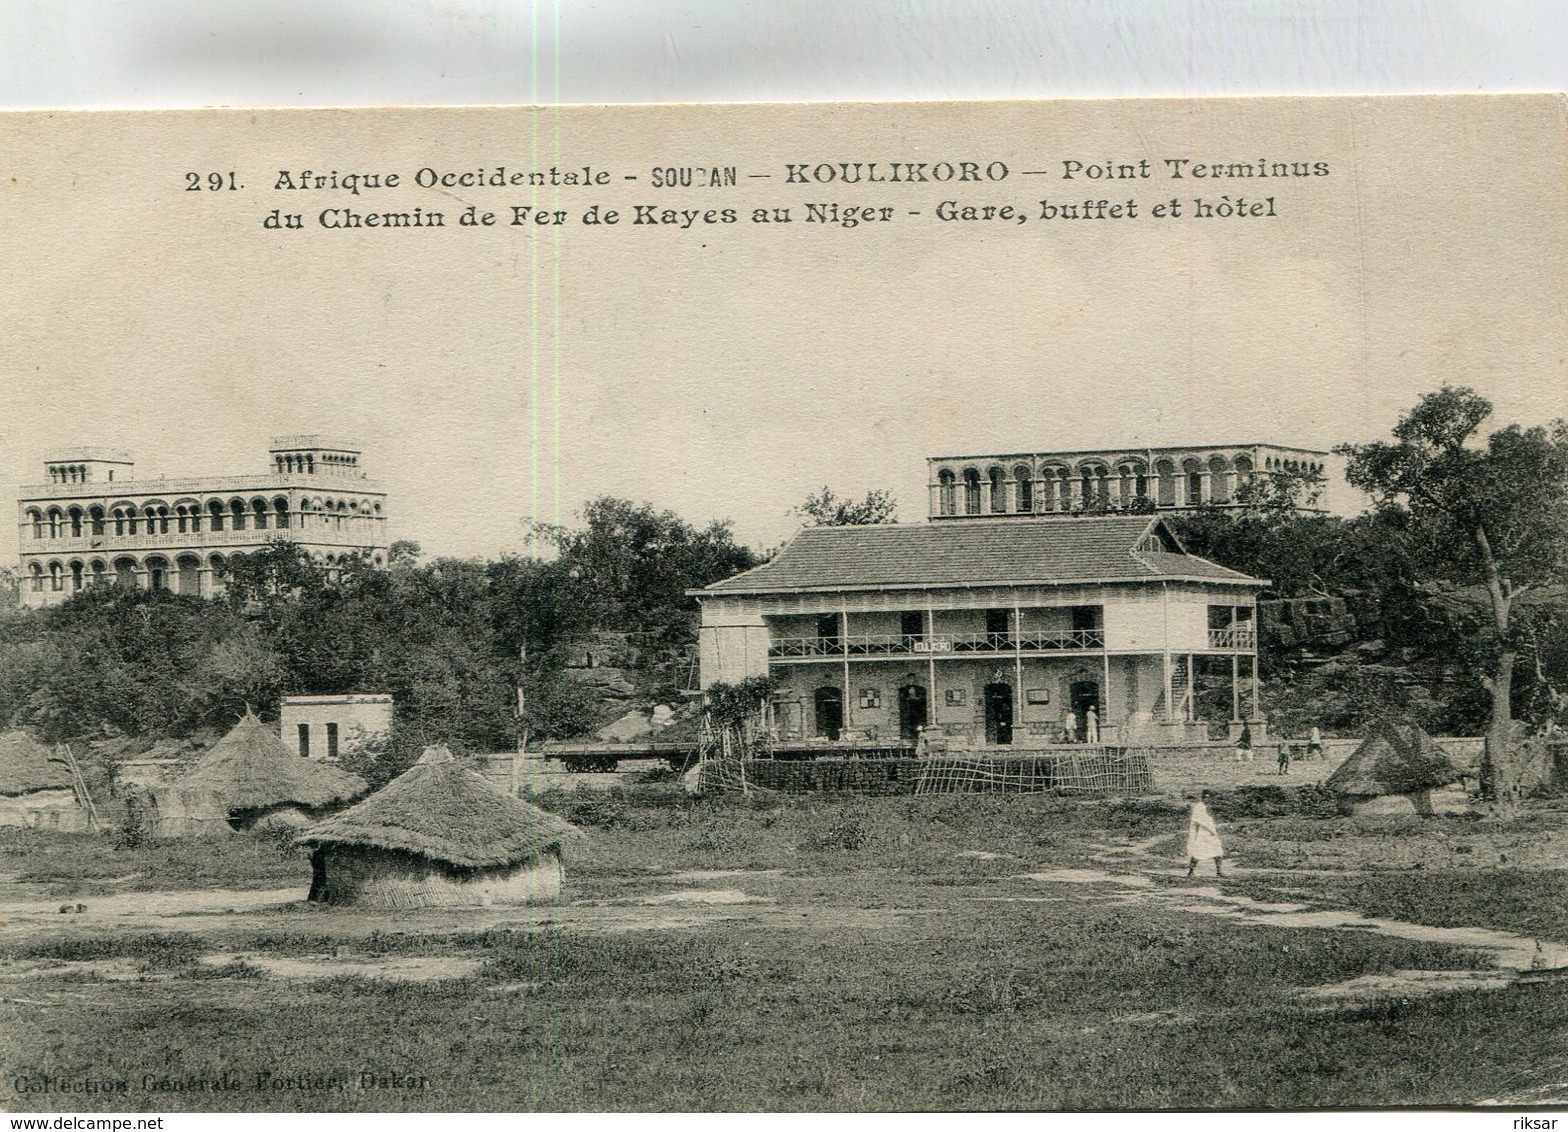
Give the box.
[1,96,1565,571]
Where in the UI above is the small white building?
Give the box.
[280,694,393,759]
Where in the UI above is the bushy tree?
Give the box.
[1338,386,1568,791]
[795,486,898,526]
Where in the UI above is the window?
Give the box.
[1071,605,1103,635]
[963,469,981,515]
[937,470,956,516]
[986,608,1011,645]
[1014,466,1033,512]
[326,722,339,759]
[901,611,925,644]
[297,724,310,758]
[988,468,1006,513]
[816,613,842,648]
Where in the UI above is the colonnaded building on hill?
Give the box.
[694,514,1268,749]
[926,442,1329,519]
[16,435,389,607]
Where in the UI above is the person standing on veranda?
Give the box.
[1185,790,1225,878]
[1085,705,1100,745]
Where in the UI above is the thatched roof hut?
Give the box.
[1326,721,1463,815]
[297,745,581,909]
[149,710,368,837]
[0,731,89,832]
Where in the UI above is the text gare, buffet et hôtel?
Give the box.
[270,156,1331,196]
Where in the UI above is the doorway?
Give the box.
[813,686,844,740]
[1069,680,1101,742]
[984,682,1014,745]
[898,684,928,742]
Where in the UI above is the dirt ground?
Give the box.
[7,794,1568,1109]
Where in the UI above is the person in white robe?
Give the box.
[1185,791,1225,877]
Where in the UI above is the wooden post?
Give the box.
[1231,651,1240,723]
[1012,603,1023,726]
[927,599,938,729]
[1186,653,1195,723]
[840,597,851,735]
[1102,646,1112,735]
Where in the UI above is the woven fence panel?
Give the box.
[914,750,1153,795]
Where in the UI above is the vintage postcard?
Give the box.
[1,95,1567,1115]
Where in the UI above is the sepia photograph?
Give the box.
[0,89,1566,1115]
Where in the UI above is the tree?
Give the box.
[539,498,759,639]
[217,540,329,609]
[795,486,898,526]
[1338,386,1568,793]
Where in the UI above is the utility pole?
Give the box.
[512,643,527,796]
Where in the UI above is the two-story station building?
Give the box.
[694,515,1266,748]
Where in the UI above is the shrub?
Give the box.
[799,821,868,852]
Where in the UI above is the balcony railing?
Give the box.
[20,523,385,555]
[1208,627,1257,649]
[768,629,1105,659]
[18,472,383,499]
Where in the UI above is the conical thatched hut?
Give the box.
[0,731,89,832]
[297,745,581,909]
[1326,721,1464,815]
[148,711,368,837]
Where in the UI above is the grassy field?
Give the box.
[4,787,1568,1111]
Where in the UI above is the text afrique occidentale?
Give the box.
[268,157,1331,197]
[260,159,1329,231]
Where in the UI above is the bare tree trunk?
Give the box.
[1476,526,1517,803]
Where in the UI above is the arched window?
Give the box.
[252,498,269,530]
[89,506,105,537]
[962,469,982,515]
[1233,455,1255,501]
[68,508,82,538]
[1077,465,1110,510]
[1183,459,1205,506]
[27,509,42,538]
[937,470,956,516]
[46,508,62,537]
[274,497,290,529]
[230,499,247,531]
[1208,455,1231,504]
[48,561,63,591]
[1013,465,1033,512]
[1155,460,1176,507]
[208,500,226,532]
[28,563,43,592]
[988,467,1006,513]
[69,561,84,591]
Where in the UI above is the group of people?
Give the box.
[1059,705,1099,744]
[1235,724,1326,775]
[1188,726,1333,874]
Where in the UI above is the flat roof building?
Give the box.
[926,443,1329,520]
[17,435,389,607]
